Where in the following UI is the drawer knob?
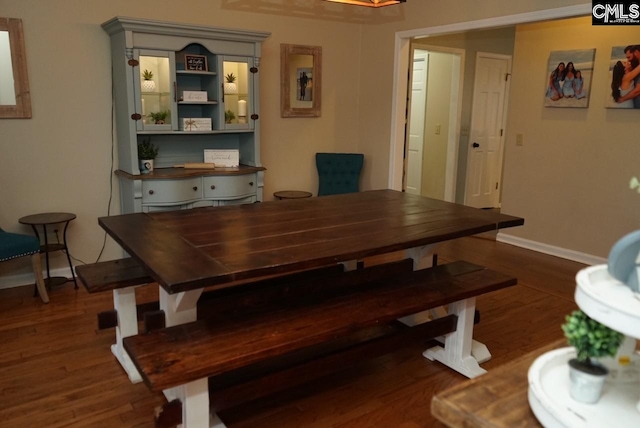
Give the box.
[193,186,198,191]
[148,190,154,195]
[210,185,216,190]
[249,182,254,186]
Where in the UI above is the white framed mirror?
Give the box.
[0,18,31,119]
[280,44,322,118]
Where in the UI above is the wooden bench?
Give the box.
[75,257,367,383]
[123,260,516,427]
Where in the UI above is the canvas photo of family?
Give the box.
[544,49,596,108]
[606,44,640,109]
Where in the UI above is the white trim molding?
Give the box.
[497,232,607,266]
[0,266,75,290]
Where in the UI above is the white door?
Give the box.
[465,53,511,208]
[405,51,428,195]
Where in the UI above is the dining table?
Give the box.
[98,189,524,382]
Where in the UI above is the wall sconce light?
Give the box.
[323,0,406,7]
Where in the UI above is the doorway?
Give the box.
[405,47,463,202]
[388,4,592,198]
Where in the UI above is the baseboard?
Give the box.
[496,233,607,266]
[0,266,75,290]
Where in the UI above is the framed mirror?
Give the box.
[280,44,321,118]
[0,18,31,119]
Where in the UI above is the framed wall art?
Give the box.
[606,44,640,109]
[544,49,596,108]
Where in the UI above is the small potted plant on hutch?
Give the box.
[138,138,159,174]
[224,72,238,94]
[148,110,170,125]
[562,309,624,403]
[141,69,156,92]
[225,109,236,124]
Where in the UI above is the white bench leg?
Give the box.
[165,378,226,428]
[423,297,487,378]
[112,287,143,383]
[160,287,204,327]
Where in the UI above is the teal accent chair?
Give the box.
[0,228,49,303]
[316,153,364,197]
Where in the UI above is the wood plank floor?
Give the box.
[0,236,585,427]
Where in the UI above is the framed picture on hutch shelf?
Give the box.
[185,54,208,71]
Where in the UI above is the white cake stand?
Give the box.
[528,265,640,427]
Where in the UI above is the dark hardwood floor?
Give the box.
[0,236,584,427]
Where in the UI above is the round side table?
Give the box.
[273,190,313,200]
[19,212,78,290]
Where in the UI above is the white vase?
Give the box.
[142,80,156,92]
[140,159,154,174]
[224,82,237,94]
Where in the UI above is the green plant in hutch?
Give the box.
[141,69,156,92]
[224,72,238,94]
[225,109,236,124]
[148,110,170,125]
[137,138,159,160]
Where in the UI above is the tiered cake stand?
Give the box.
[528,265,640,427]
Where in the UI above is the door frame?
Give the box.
[464,51,512,208]
[405,45,465,202]
[388,4,591,192]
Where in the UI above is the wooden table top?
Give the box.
[99,190,524,293]
[431,339,566,427]
[19,212,76,225]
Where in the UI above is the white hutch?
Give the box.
[102,17,270,213]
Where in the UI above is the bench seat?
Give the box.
[124,260,516,393]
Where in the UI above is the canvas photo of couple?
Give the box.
[544,49,595,108]
[607,44,640,109]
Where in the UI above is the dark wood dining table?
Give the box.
[101,189,523,293]
[99,189,524,384]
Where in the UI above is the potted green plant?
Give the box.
[561,309,624,403]
[138,138,159,174]
[225,109,236,124]
[148,110,170,125]
[141,69,156,92]
[224,73,238,94]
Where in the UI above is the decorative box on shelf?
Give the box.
[180,118,212,131]
[204,149,239,167]
[182,91,208,102]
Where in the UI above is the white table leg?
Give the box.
[111,286,143,383]
[160,287,204,327]
[423,297,487,378]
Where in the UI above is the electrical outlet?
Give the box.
[516,134,524,146]
[435,124,441,135]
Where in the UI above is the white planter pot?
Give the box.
[142,80,156,92]
[224,82,237,94]
[140,159,154,174]
[568,359,608,403]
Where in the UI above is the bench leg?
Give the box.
[163,378,226,428]
[403,244,492,365]
[159,288,204,327]
[112,287,143,383]
[423,297,487,378]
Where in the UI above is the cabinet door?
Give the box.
[220,56,254,130]
[134,49,177,131]
[203,175,256,199]
[142,177,202,205]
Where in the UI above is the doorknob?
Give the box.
[472,142,480,148]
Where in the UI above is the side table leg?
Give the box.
[62,221,78,289]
